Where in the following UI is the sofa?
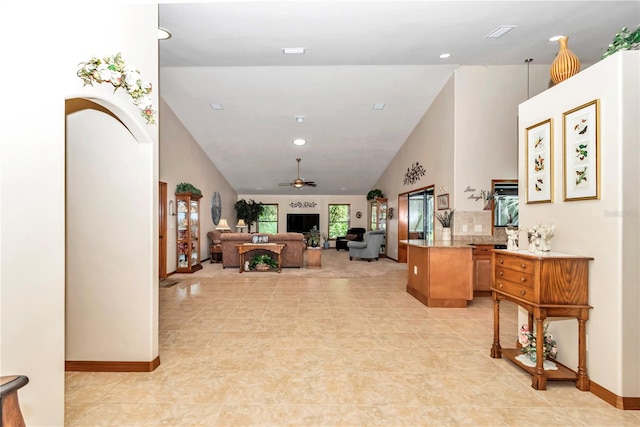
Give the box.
[335,227,366,251]
[219,232,306,268]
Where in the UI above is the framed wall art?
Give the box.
[436,193,450,210]
[525,118,553,203]
[563,99,600,201]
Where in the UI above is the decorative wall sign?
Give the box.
[211,192,221,225]
[403,162,426,185]
[525,118,553,203]
[563,99,600,201]
[289,201,317,208]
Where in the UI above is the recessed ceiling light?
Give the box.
[439,53,451,59]
[158,27,172,40]
[292,138,307,146]
[295,116,305,123]
[486,25,516,38]
[283,47,306,54]
[549,35,564,42]
[372,103,385,110]
[210,103,223,110]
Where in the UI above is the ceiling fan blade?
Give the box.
[305,182,317,187]
[278,182,293,186]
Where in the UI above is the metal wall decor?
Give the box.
[403,162,426,185]
[289,201,317,208]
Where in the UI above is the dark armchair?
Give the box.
[335,227,366,251]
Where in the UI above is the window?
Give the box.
[492,180,518,227]
[408,186,434,240]
[328,204,350,240]
[258,204,278,233]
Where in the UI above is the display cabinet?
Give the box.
[176,192,202,273]
[369,198,388,257]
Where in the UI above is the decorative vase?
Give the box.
[550,36,580,84]
[442,227,451,241]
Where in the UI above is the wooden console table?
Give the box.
[490,250,593,391]
[236,243,286,273]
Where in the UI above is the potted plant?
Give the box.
[321,232,330,249]
[366,189,384,201]
[233,199,264,233]
[435,209,455,241]
[307,226,320,247]
[249,254,279,271]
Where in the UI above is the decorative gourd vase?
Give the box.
[442,227,451,241]
[550,36,580,84]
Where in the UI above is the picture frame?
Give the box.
[251,235,269,244]
[525,118,553,203]
[436,193,449,210]
[563,99,600,201]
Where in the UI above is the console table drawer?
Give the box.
[495,255,535,273]
[494,279,533,301]
[495,268,534,287]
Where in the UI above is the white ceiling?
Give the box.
[159,1,639,195]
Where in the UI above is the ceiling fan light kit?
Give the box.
[279,158,317,189]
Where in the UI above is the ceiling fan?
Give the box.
[279,158,317,188]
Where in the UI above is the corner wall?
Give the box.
[0,4,159,425]
[518,51,639,398]
[160,98,237,272]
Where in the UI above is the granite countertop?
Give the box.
[401,239,475,248]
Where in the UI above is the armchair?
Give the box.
[335,227,366,251]
[347,230,385,261]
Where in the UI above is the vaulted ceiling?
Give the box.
[159,1,638,195]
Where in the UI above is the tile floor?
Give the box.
[65,260,640,426]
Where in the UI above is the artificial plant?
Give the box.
[233,199,264,233]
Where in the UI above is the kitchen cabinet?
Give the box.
[472,244,493,295]
[406,242,473,308]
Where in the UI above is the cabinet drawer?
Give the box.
[495,268,534,288]
[494,279,533,301]
[495,255,535,273]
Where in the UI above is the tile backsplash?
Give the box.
[452,210,506,241]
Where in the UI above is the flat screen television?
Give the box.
[286,213,320,233]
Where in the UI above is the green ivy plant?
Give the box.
[602,25,640,59]
[367,189,385,201]
[249,254,279,270]
[176,182,202,195]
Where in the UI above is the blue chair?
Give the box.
[347,230,385,261]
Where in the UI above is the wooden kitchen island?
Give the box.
[403,239,474,308]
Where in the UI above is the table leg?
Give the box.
[576,315,590,390]
[277,252,282,273]
[239,252,244,273]
[491,296,502,358]
[532,314,547,390]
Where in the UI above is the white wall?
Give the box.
[518,51,639,397]
[0,4,158,425]
[375,65,550,257]
[237,194,370,244]
[66,107,156,361]
[160,98,238,271]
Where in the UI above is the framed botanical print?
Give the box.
[525,118,553,203]
[563,99,600,201]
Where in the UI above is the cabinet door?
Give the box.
[474,258,492,291]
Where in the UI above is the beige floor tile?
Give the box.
[66,256,631,426]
